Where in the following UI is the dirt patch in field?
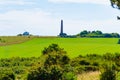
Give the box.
[77,71,100,80]
[0,36,35,46]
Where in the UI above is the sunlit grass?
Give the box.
[0,37,120,58]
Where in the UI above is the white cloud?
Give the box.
[0,8,119,36]
[0,0,35,5]
[0,9,119,36]
[48,0,110,5]
[63,19,120,35]
[0,9,60,36]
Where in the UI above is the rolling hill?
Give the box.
[0,37,120,58]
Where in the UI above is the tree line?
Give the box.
[76,30,120,38]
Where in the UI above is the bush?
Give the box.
[85,66,98,71]
[103,53,115,61]
[63,72,77,80]
[100,63,116,80]
[0,70,15,80]
[42,44,66,55]
[27,67,49,80]
[27,44,73,80]
[118,39,120,44]
[27,66,63,80]
[79,59,90,65]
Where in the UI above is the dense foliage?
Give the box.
[0,57,40,80]
[27,44,76,80]
[1,44,120,79]
[100,63,116,80]
[0,69,15,80]
[77,30,120,38]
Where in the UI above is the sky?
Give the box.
[0,0,120,36]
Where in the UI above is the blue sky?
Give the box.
[0,0,120,36]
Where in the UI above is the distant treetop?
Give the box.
[23,32,30,36]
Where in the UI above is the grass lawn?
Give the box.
[0,37,120,58]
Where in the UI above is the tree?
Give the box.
[110,0,120,9]
[17,34,22,36]
[96,30,102,35]
[117,39,120,44]
[42,44,66,55]
[27,44,76,80]
[27,66,63,80]
[110,0,120,19]
[80,30,89,37]
[111,33,120,37]
[78,30,120,38]
[100,63,116,80]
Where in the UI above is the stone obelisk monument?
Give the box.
[59,20,67,37]
[60,20,63,35]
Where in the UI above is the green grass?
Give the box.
[0,37,120,58]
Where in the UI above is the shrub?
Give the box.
[103,53,115,61]
[85,66,98,71]
[27,44,73,80]
[63,72,77,80]
[42,44,66,55]
[118,39,120,44]
[100,63,116,80]
[27,66,63,80]
[0,70,15,80]
[27,67,50,80]
[79,59,90,65]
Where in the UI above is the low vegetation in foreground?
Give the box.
[0,44,120,80]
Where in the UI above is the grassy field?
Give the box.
[0,36,34,46]
[0,37,120,58]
